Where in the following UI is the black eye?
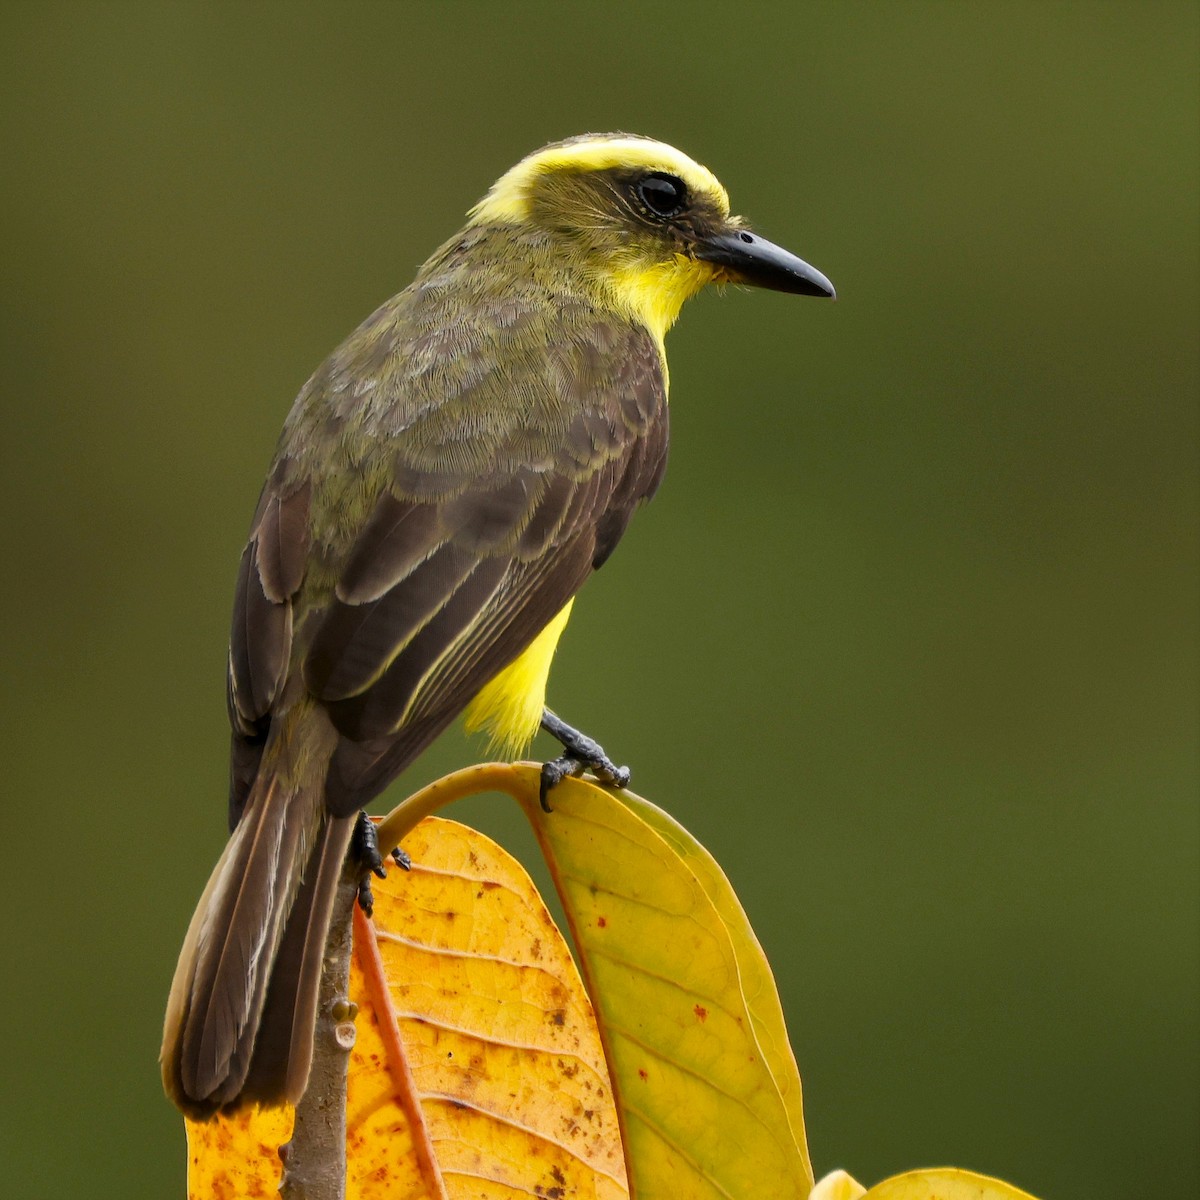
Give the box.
[636,172,688,219]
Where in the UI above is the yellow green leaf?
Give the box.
[857,1167,1040,1199]
[514,769,814,1199]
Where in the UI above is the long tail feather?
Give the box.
[161,709,349,1118]
[240,811,356,1106]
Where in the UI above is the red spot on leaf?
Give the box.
[597,916,607,928]
[693,1004,708,1021]
[638,1068,648,1081]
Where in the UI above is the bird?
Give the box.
[161,132,835,1119]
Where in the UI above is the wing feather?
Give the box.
[306,541,481,702]
[257,481,311,602]
[227,300,668,819]
[336,496,443,605]
[228,479,311,728]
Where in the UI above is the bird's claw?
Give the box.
[351,811,410,916]
[356,874,376,917]
[538,711,631,812]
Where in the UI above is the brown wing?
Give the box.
[226,470,311,828]
[226,308,667,820]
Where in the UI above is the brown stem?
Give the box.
[278,858,359,1200]
[373,762,523,858]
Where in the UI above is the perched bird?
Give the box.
[161,133,834,1118]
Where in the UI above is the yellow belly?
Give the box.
[463,600,574,757]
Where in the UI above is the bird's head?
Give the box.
[470,133,834,341]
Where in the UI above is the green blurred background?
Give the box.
[1,3,1195,1196]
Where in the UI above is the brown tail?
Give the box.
[161,713,355,1119]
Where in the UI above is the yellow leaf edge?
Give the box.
[857,1165,1043,1199]
[515,770,814,1193]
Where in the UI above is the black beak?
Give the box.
[694,229,835,299]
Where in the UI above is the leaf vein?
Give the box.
[424,1094,628,1187]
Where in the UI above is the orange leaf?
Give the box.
[185,815,627,1198]
[185,1103,292,1199]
